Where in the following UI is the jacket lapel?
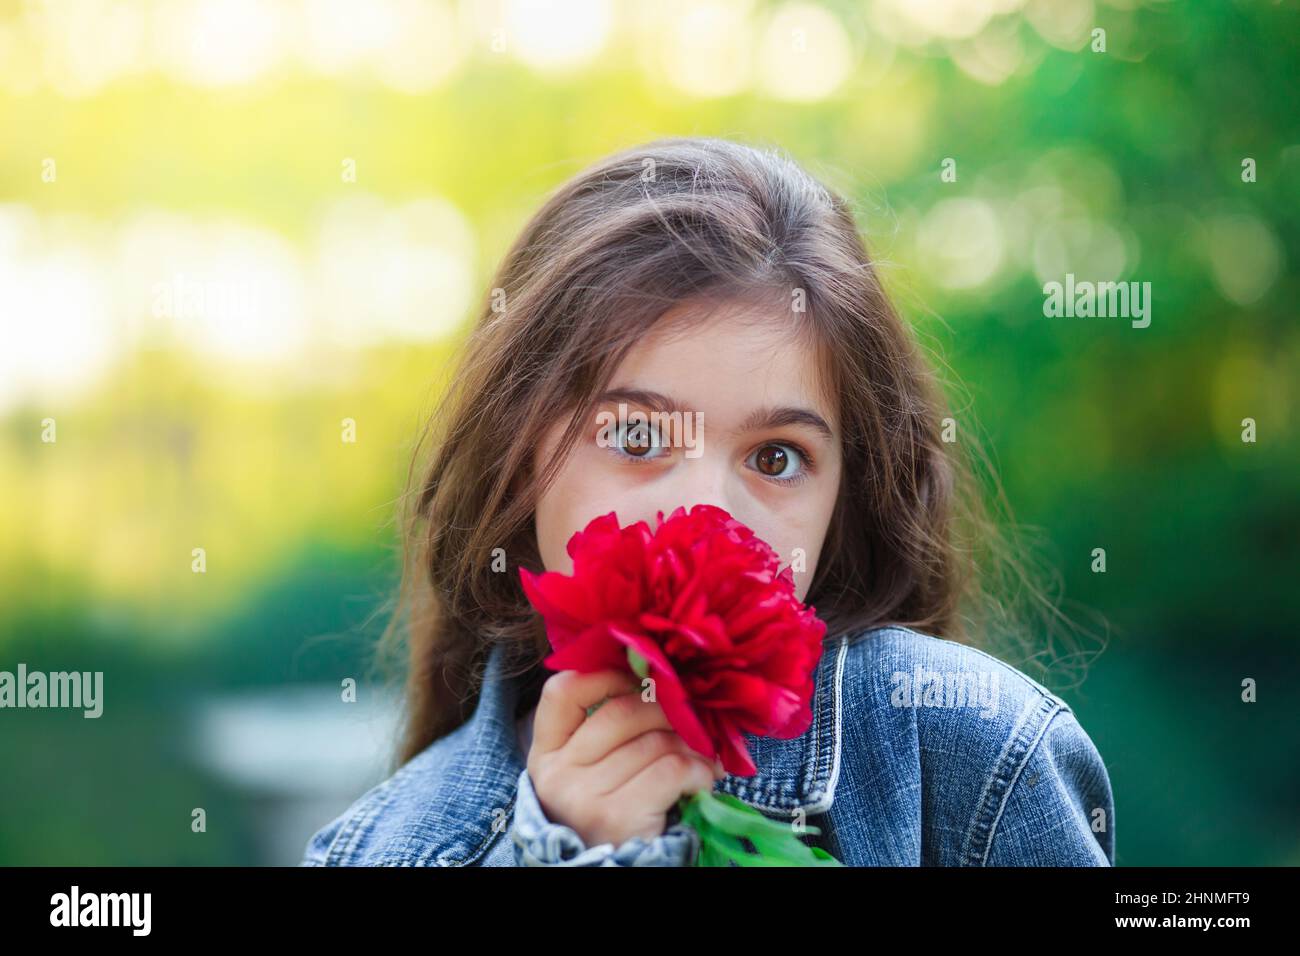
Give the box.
[713,633,846,816]
[398,641,527,866]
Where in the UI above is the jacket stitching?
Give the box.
[803,634,846,815]
[940,639,1071,715]
[324,773,403,865]
[803,639,828,800]
[978,701,1065,865]
[439,791,518,866]
[724,633,845,812]
[961,693,1061,866]
[431,700,525,865]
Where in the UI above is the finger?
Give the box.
[586,728,709,795]
[610,751,717,815]
[562,690,676,766]
[531,668,640,755]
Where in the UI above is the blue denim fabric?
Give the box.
[301,624,1115,866]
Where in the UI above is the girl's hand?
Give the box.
[526,668,726,848]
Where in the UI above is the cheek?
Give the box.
[533,497,569,575]
[532,434,622,574]
[532,428,577,574]
[764,520,828,603]
[755,477,840,603]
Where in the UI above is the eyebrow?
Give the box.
[596,387,836,443]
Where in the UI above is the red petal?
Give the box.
[543,623,634,674]
[716,726,758,777]
[606,624,714,756]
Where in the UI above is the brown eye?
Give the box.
[747,442,809,485]
[624,422,653,456]
[755,445,787,476]
[611,419,667,462]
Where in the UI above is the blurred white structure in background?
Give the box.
[191,682,403,865]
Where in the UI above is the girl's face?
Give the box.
[532,299,843,603]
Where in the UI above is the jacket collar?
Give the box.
[715,632,847,816]
[415,633,847,864]
[404,639,529,865]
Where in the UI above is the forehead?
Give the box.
[607,297,837,425]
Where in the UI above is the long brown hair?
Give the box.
[373,135,1101,769]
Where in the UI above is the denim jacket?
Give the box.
[300,624,1115,866]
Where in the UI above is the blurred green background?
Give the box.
[1,0,1296,865]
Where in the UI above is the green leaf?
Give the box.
[693,790,821,839]
[677,791,843,867]
[626,647,650,680]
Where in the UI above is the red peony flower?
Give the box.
[519,504,827,777]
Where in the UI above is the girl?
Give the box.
[302,136,1114,867]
